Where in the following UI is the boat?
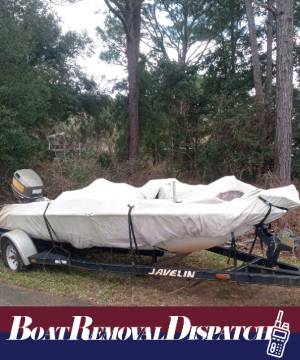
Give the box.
[2,169,300,287]
[0,170,299,253]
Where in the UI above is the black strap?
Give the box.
[43,203,58,253]
[43,202,68,270]
[245,226,263,264]
[43,203,65,250]
[232,232,237,282]
[227,232,238,282]
[128,205,143,275]
[259,196,288,213]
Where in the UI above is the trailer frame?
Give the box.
[26,244,300,287]
[1,226,300,288]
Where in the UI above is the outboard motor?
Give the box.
[11,169,45,203]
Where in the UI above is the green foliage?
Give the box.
[197,95,274,182]
[97,153,112,169]
[97,16,127,67]
[98,0,279,182]
[143,0,217,63]
[135,59,274,181]
[98,5,278,181]
[0,107,40,169]
[0,0,99,171]
[65,161,94,189]
[2,0,300,184]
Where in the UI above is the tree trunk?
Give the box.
[126,3,141,160]
[152,142,157,165]
[266,0,274,103]
[180,11,188,63]
[230,19,236,74]
[274,0,294,186]
[244,0,264,115]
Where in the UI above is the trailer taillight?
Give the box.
[216,274,229,281]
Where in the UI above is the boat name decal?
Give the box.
[148,268,195,278]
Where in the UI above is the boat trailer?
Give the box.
[1,224,300,287]
[28,225,300,287]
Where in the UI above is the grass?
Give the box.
[1,249,300,306]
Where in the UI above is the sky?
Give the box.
[54,1,127,90]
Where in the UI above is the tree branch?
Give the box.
[143,5,177,53]
[255,1,278,16]
[104,0,128,36]
[131,0,145,13]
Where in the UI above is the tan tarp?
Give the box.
[0,176,299,253]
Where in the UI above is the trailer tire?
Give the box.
[1,238,27,272]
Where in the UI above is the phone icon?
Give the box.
[267,311,290,358]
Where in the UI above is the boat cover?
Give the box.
[0,176,299,252]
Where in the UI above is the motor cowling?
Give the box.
[11,169,44,203]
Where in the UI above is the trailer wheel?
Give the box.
[2,238,27,272]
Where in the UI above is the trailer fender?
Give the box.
[1,229,37,266]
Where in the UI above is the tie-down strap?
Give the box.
[258,196,289,225]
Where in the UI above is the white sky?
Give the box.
[54,1,127,90]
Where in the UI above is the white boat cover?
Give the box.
[0,176,299,253]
